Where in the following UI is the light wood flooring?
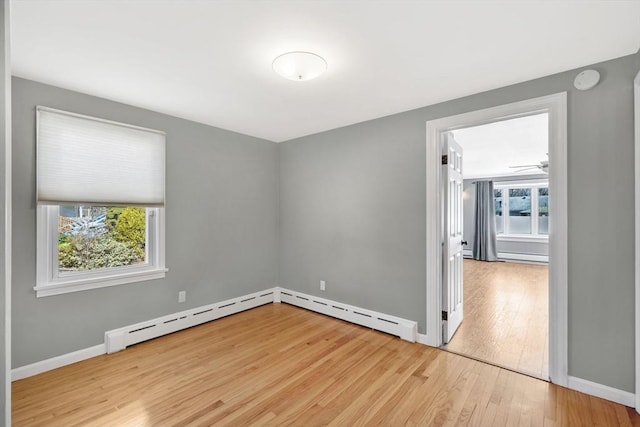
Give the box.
[444,259,549,379]
[13,303,638,426]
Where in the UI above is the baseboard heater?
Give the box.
[103,287,416,352]
[276,287,417,342]
[16,287,417,379]
[104,289,274,353]
[462,249,548,263]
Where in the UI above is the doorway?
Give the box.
[425,93,568,386]
[442,114,550,379]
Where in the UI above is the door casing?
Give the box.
[633,70,640,413]
[425,93,568,386]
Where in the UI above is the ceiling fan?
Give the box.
[508,159,549,174]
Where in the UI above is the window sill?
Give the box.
[497,235,549,243]
[34,267,168,297]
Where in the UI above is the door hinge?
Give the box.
[441,155,448,165]
[441,311,448,321]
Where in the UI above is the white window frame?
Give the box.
[35,205,166,297]
[494,179,549,241]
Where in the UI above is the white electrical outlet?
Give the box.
[320,280,326,291]
[178,290,186,303]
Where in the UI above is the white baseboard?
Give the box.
[12,289,636,412]
[462,249,548,263]
[416,333,430,345]
[415,334,633,407]
[277,287,417,342]
[567,376,635,407]
[498,252,548,263]
[12,344,106,381]
[12,287,419,380]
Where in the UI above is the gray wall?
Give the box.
[0,2,8,422]
[462,175,549,257]
[279,53,638,392]
[12,77,279,367]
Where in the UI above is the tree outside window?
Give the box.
[58,206,147,272]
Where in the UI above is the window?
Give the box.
[493,181,548,239]
[35,107,166,297]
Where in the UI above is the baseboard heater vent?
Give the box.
[105,289,274,353]
[276,288,417,342]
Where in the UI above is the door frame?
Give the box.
[633,69,640,413]
[425,93,568,386]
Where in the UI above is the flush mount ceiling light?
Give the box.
[272,51,327,81]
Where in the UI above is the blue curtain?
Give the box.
[473,181,498,261]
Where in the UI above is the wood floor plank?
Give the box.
[444,259,549,379]
[12,303,639,426]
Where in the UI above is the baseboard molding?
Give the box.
[12,344,106,381]
[567,376,635,407]
[12,287,419,380]
[11,291,637,410]
[416,333,430,345]
[416,334,633,407]
[105,288,275,353]
[462,249,548,263]
[498,252,548,263]
[277,287,417,342]
[39,290,640,413]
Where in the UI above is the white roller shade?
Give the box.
[37,106,165,206]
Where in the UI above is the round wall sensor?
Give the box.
[574,69,600,91]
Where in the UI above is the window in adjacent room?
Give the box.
[35,106,166,297]
[493,181,548,239]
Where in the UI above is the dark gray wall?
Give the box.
[12,77,279,367]
[279,53,638,392]
[0,2,7,422]
[462,175,549,257]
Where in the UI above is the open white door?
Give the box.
[443,132,464,344]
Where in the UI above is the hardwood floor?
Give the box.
[444,259,549,379]
[13,303,638,426]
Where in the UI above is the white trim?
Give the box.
[36,206,166,297]
[633,69,640,413]
[12,287,635,411]
[425,93,568,387]
[34,268,168,297]
[3,1,11,424]
[278,287,417,342]
[12,344,105,382]
[425,116,443,347]
[14,287,416,379]
[463,249,548,263]
[497,252,548,263]
[494,181,549,238]
[416,333,429,345]
[568,376,635,408]
[497,235,548,243]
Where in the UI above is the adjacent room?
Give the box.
[442,114,550,380]
[1,1,640,424]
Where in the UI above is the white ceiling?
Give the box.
[11,1,640,142]
[452,113,548,180]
